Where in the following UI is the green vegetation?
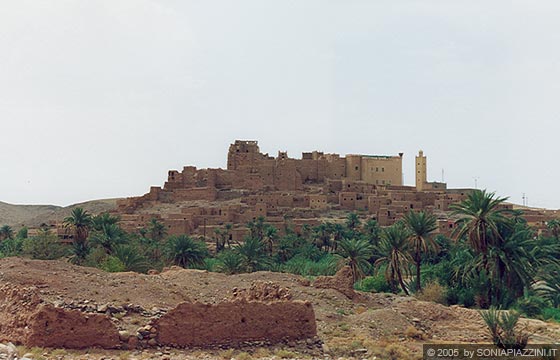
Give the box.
[480,307,528,349]
[1,189,560,320]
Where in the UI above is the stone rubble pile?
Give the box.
[231,281,293,301]
[52,299,167,318]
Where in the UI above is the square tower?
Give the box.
[416,150,427,191]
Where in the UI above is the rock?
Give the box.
[119,330,131,342]
[147,338,158,346]
[0,342,17,360]
[98,304,109,313]
[128,336,139,349]
[351,348,368,354]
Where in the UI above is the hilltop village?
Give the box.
[108,140,536,242]
[33,140,556,242]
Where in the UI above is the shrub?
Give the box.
[191,257,218,271]
[22,231,67,260]
[84,246,108,267]
[446,287,476,307]
[283,254,338,277]
[101,256,126,273]
[384,344,413,360]
[354,273,392,293]
[0,237,23,257]
[416,281,447,305]
[515,295,549,318]
[404,325,425,339]
[542,307,560,322]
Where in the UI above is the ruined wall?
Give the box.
[314,266,356,299]
[0,285,119,349]
[154,300,317,347]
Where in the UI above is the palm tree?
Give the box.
[147,218,167,242]
[224,223,233,247]
[375,222,413,295]
[213,228,226,253]
[236,236,270,272]
[90,223,126,254]
[363,219,381,246]
[165,235,208,268]
[403,210,438,292]
[92,212,121,231]
[488,224,537,299]
[63,208,93,244]
[216,249,244,275]
[263,225,278,255]
[330,223,347,252]
[0,225,14,241]
[113,244,149,273]
[450,189,511,305]
[313,223,332,252]
[345,213,361,231]
[64,208,93,263]
[247,216,266,241]
[451,189,510,254]
[337,238,373,282]
[547,219,560,240]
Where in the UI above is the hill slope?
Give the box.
[0,199,118,228]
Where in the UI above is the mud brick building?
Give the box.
[111,140,501,240]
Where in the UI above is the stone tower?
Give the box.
[416,150,427,191]
[227,140,261,171]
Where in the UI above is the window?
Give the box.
[376,167,379,172]
[382,167,384,172]
[355,166,359,171]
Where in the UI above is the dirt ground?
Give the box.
[1,257,559,360]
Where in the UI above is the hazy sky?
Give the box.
[1,1,559,208]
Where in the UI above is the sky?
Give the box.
[1,1,559,208]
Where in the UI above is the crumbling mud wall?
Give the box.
[26,304,120,348]
[0,285,119,349]
[314,266,356,299]
[154,299,317,347]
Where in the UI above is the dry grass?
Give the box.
[415,281,447,304]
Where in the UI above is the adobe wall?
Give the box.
[360,155,402,186]
[0,285,120,349]
[308,195,328,209]
[172,187,217,201]
[153,300,317,347]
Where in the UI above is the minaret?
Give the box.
[416,150,427,191]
